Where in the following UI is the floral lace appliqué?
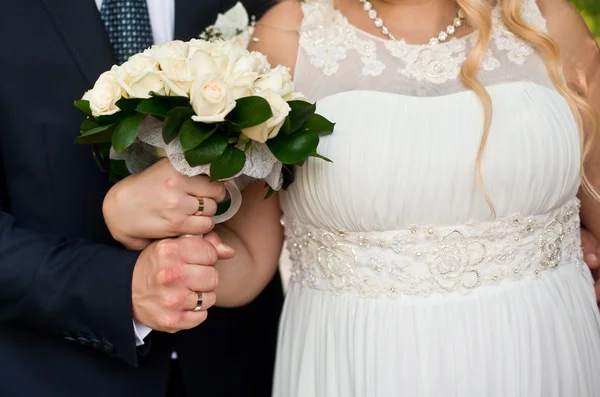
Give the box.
[300,1,385,77]
[299,0,546,82]
[284,199,582,298]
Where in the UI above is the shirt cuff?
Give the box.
[133,319,153,347]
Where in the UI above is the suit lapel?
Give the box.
[40,0,116,87]
[174,0,222,41]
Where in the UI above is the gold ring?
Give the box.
[193,293,203,312]
[194,197,204,216]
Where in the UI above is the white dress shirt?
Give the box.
[95,0,175,347]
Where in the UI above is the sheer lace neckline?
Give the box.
[298,0,548,83]
[331,4,480,49]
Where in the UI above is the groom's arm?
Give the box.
[0,208,142,366]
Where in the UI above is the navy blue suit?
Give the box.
[0,1,282,396]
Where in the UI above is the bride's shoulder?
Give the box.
[534,0,598,91]
[250,1,304,73]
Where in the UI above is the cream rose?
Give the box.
[231,51,269,76]
[160,58,195,97]
[226,70,258,99]
[147,40,189,60]
[189,50,220,79]
[83,67,123,116]
[283,91,308,102]
[254,65,293,97]
[117,54,164,98]
[242,89,291,143]
[211,41,248,77]
[190,76,236,123]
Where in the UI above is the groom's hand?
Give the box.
[132,236,220,333]
[103,159,227,250]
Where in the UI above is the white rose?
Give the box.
[283,91,308,102]
[254,65,293,97]
[226,68,258,100]
[83,67,123,116]
[160,58,195,97]
[212,41,248,77]
[231,51,269,76]
[189,50,220,79]
[148,40,189,60]
[242,89,291,143]
[117,54,164,98]
[190,76,236,123]
[188,38,214,52]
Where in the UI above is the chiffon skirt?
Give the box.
[273,264,600,397]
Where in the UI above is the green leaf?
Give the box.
[75,123,115,144]
[267,131,320,165]
[309,152,333,162]
[287,100,316,133]
[167,96,191,108]
[109,160,131,184]
[80,117,101,132]
[136,96,169,118]
[263,185,276,200]
[116,97,144,113]
[209,146,246,181]
[179,119,217,151]
[112,113,145,152]
[184,134,228,166]
[95,113,122,125]
[278,116,292,136]
[226,96,272,128]
[300,114,335,136]
[74,100,92,116]
[163,107,196,144]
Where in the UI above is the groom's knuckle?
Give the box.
[164,314,183,332]
[161,292,181,309]
[156,239,176,259]
[156,266,179,286]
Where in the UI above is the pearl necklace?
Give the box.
[358,0,465,45]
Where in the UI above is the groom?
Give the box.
[0,1,281,396]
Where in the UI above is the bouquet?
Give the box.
[74,37,334,222]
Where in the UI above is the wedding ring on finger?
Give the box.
[194,197,205,216]
[193,293,203,312]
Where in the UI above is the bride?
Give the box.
[103,0,600,395]
[250,0,600,395]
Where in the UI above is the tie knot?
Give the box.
[101,0,154,64]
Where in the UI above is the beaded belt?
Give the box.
[283,199,583,297]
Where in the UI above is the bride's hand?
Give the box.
[581,227,600,303]
[103,159,228,250]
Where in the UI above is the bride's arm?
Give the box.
[210,1,305,307]
[539,1,600,274]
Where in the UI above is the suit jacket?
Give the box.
[0,1,282,396]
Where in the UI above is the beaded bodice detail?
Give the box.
[294,0,553,100]
[284,200,583,297]
[282,0,582,298]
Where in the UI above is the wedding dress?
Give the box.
[273,0,600,396]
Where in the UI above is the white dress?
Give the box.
[273,0,600,396]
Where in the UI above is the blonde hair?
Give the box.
[456,0,599,216]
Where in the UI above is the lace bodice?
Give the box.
[294,0,553,100]
[281,0,583,297]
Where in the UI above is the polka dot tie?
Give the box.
[100,0,154,65]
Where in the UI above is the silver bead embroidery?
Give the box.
[284,199,582,298]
